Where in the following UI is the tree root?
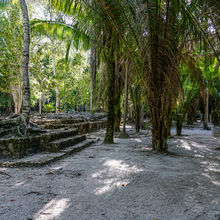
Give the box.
[0,115,46,138]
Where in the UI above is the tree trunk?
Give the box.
[123,60,128,133]
[135,104,141,133]
[51,44,59,113]
[39,97,42,114]
[114,107,121,132]
[130,84,142,133]
[140,104,145,129]
[10,79,22,114]
[20,0,30,124]
[114,73,122,132]
[145,0,178,152]
[203,88,209,130]
[176,113,183,136]
[104,45,115,144]
[90,39,97,111]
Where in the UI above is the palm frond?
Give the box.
[31,19,90,50]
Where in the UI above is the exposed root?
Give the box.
[0,114,46,138]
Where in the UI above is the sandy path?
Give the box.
[0,125,220,220]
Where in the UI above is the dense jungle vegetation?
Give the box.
[0,0,219,152]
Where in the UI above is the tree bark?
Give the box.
[145,0,178,152]
[104,43,115,144]
[123,60,128,133]
[176,113,183,136]
[39,97,42,114]
[51,43,59,113]
[203,88,209,130]
[114,73,122,132]
[90,39,97,111]
[20,0,30,124]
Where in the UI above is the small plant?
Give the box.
[43,103,55,113]
[90,108,96,116]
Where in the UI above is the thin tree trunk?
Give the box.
[90,39,97,110]
[176,113,183,136]
[39,96,42,114]
[123,60,128,133]
[114,74,122,132]
[203,88,209,129]
[51,44,59,113]
[140,104,145,129]
[20,0,30,123]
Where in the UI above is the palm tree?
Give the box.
[19,0,30,125]
[48,0,219,150]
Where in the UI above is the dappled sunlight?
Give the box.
[94,178,130,195]
[120,125,132,129]
[190,141,212,151]
[179,140,191,150]
[201,160,220,186]
[178,138,214,153]
[211,181,220,186]
[103,159,142,173]
[34,198,71,220]
[14,181,25,187]
[92,159,143,195]
[134,138,142,143]
[194,154,204,158]
[202,161,220,173]
[202,173,220,186]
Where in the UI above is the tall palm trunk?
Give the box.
[104,35,115,143]
[114,71,122,132]
[20,0,30,123]
[104,57,115,143]
[146,0,178,152]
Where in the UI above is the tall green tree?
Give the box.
[19,0,31,124]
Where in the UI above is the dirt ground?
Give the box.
[0,123,220,220]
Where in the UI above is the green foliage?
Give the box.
[0,3,23,110]
[57,51,91,110]
[43,103,55,113]
[0,92,12,108]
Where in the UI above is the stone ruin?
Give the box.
[0,113,106,163]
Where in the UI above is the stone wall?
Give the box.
[0,120,106,158]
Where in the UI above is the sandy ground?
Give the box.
[0,123,220,220]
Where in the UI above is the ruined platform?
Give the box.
[0,137,99,168]
[0,113,106,160]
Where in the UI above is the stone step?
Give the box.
[72,121,106,133]
[46,129,79,142]
[0,128,15,138]
[40,124,68,129]
[40,120,106,131]
[47,135,86,152]
[33,118,85,126]
[0,138,99,168]
[0,129,79,158]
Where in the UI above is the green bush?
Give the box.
[43,103,55,113]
